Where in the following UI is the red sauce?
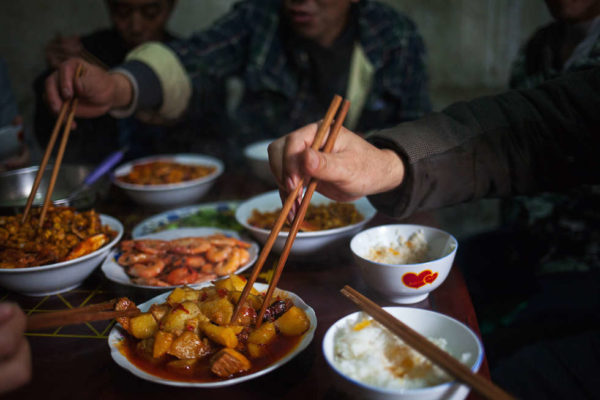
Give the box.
[117,333,303,382]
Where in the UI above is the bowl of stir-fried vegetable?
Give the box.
[235,190,376,256]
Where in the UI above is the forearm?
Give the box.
[111,43,191,120]
[368,67,600,219]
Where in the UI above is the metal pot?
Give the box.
[0,164,110,214]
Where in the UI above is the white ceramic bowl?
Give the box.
[113,154,224,209]
[350,224,457,304]
[235,190,377,256]
[243,139,276,185]
[323,307,483,400]
[0,215,123,296]
[109,282,317,387]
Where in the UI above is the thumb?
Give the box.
[302,147,347,183]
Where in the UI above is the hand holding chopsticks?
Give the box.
[22,63,84,227]
[26,298,140,331]
[340,285,516,400]
[231,95,350,325]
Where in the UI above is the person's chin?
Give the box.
[290,23,319,41]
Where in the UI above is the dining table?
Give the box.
[1,169,490,400]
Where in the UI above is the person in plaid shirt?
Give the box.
[45,0,430,167]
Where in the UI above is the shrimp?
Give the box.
[206,246,232,263]
[120,240,136,252]
[172,255,206,269]
[237,248,250,265]
[129,259,166,278]
[65,233,108,260]
[134,239,170,254]
[118,252,152,266]
[132,277,170,287]
[166,267,199,285]
[215,247,242,276]
[169,237,211,255]
[208,234,251,248]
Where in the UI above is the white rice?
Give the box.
[366,229,428,264]
[333,313,469,389]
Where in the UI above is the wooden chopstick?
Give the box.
[230,95,344,324]
[21,101,70,223]
[80,48,108,70]
[340,285,515,400]
[25,63,83,227]
[255,99,350,327]
[26,298,141,331]
[38,96,79,227]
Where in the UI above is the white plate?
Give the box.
[235,190,377,255]
[101,227,259,290]
[131,201,240,238]
[108,282,317,387]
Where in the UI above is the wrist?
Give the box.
[110,73,133,110]
[379,149,405,192]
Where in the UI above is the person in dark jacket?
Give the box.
[269,67,600,399]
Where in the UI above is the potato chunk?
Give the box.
[153,330,175,358]
[247,343,265,359]
[215,275,260,294]
[167,286,200,305]
[274,306,310,336]
[160,301,204,333]
[129,313,158,339]
[201,322,238,348]
[248,322,276,345]
[201,297,234,325]
[210,348,251,377]
[167,331,210,359]
[149,303,170,322]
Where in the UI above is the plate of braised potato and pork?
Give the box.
[108,277,317,387]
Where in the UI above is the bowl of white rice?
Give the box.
[322,307,484,400]
[350,224,457,304]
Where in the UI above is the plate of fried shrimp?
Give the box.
[101,227,259,289]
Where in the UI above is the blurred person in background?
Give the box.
[269,67,600,399]
[0,57,29,172]
[454,0,600,377]
[33,0,224,163]
[43,0,430,169]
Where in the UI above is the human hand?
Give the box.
[45,58,133,120]
[268,123,405,203]
[0,116,29,172]
[0,303,31,394]
[45,34,84,69]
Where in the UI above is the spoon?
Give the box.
[62,147,128,205]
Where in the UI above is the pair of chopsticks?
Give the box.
[341,285,516,400]
[26,298,140,331]
[80,48,108,70]
[22,64,84,227]
[231,95,350,326]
